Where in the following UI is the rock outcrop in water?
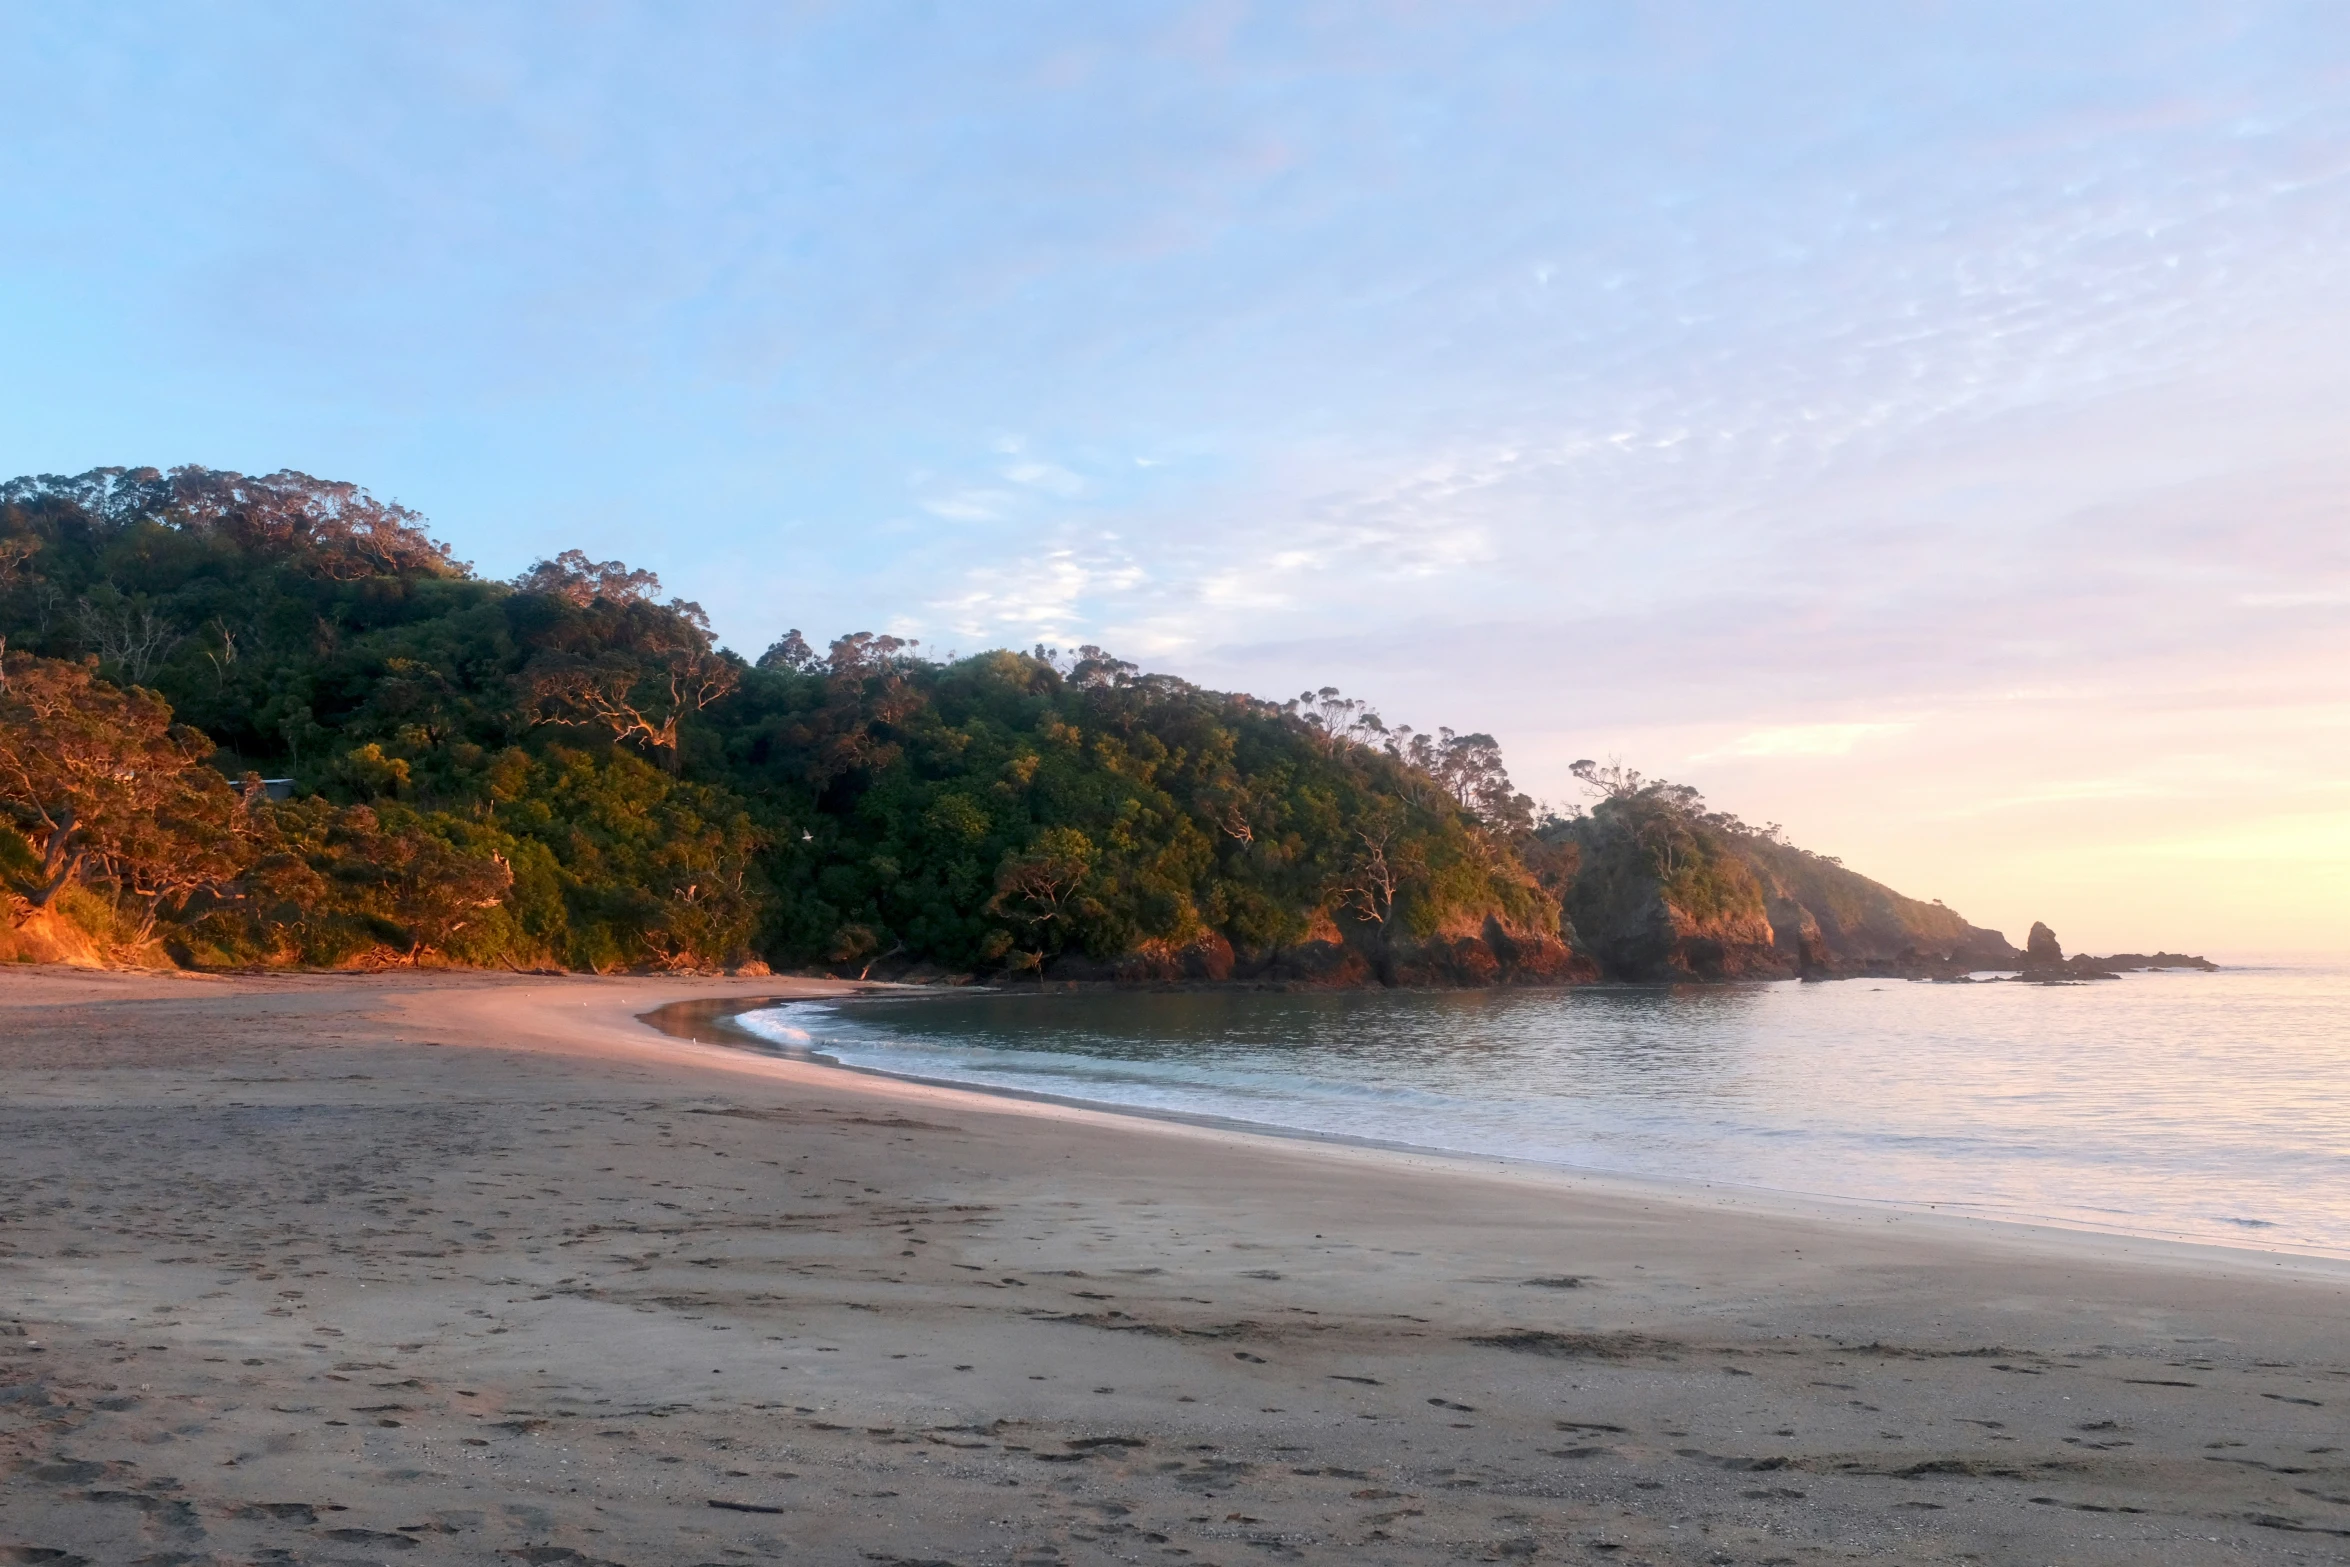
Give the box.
[2007,923,2217,983]
[2014,922,2116,982]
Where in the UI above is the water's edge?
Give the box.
[637,992,1545,1164]
[637,990,2350,1265]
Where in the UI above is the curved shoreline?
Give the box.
[641,989,2350,1272]
[9,965,2350,1566]
[640,991,1537,1162]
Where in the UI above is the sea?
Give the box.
[731,963,2350,1260]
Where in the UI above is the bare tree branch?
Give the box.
[75,597,182,686]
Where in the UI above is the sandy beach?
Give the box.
[3,969,2346,1566]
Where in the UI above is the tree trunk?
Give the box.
[29,811,78,908]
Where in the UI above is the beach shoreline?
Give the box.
[4,966,2347,1564]
[674,987,2350,1276]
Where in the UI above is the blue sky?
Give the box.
[6,2,2349,949]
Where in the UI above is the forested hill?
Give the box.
[0,465,2015,982]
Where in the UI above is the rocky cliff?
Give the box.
[1028,793,2022,990]
[1540,793,2016,982]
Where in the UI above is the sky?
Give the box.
[4,2,2348,955]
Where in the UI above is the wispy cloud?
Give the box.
[920,489,1013,522]
[1002,459,1084,495]
[1702,722,1915,760]
[2236,589,2350,608]
[929,546,1145,646]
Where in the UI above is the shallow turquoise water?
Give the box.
[734,966,2350,1257]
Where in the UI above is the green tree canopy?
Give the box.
[2,465,1554,977]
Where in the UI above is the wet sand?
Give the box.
[2,966,2347,1566]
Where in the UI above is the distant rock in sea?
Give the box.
[2006,924,2213,983]
[2014,922,2111,982]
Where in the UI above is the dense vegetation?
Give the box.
[1540,762,2013,980]
[0,466,1577,978]
[0,465,2022,980]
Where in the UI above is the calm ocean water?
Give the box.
[734,964,2350,1258]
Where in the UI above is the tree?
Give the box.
[756,628,819,672]
[75,592,181,686]
[991,827,1095,931]
[0,651,246,924]
[1069,645,1138,688]
[242,800,512,965]
[1290,686,1384,754]
[513,549,665,607]
[1391,728,1532,830]
[528,648,738,769]
[1337,817,1403,932]
[102,774,252,945]
[0,536,37,590]
[1333,801,1424,983]
[1570,757,1703,814]
[526,599,740,772]
[363,818,513,963]
[783,631,925,786]
[1201,776,1260,846]
[824,631,918,680]
[167,467,462,581]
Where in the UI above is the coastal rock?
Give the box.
[1391,933,1503,987]
[1478,915,1602,984]
[1283,940,1378,986]
[975,859,2181,993]
[1549,797,2014,982]
[1028,842,2203,992]
[1765,887,1830,977]
[2013,922,2124,982]
[1101,932,1237,984]
[1040,949,1116,982]
[1001,824,2186,995]
[1740,838,2014,978]
[1555,808,1782,980]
